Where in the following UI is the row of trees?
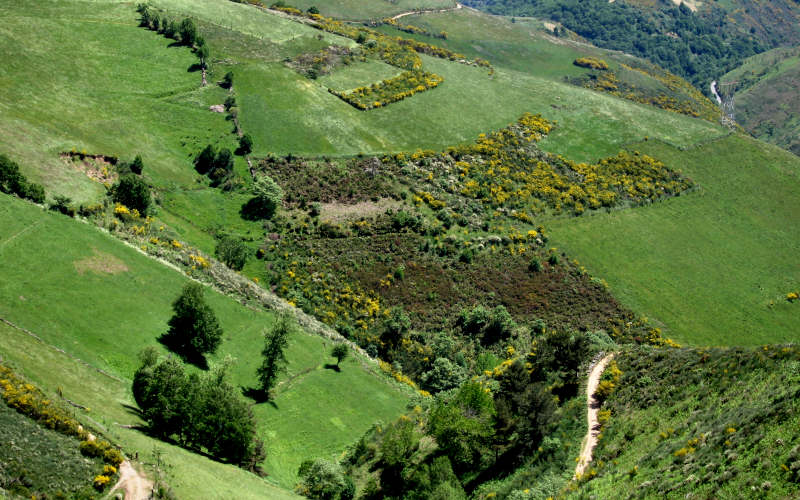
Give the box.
[0,153,45,204]
[137,4,209,68]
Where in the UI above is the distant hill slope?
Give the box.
[721,46,800,156]
[461,0,800,90]
[571,344,800,498]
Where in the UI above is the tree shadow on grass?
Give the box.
[187,63,203,73]
[323,363,341,372]
[240,197,267,221]
[241,386,278,408]
[157,333,209,370]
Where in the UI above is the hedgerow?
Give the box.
[573,57,609,70]
[329,70,443,110]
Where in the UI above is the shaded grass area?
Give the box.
[572,345,800,498]
[0,195,409,492]
[0,397,101,499]
[548,135,800,346]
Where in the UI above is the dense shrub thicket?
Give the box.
[132,349,264,468]
[111,175,151,215]
[319,329,594,499]
[160,283,223,361]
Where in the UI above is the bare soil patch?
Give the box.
[59,152,117,185]
[74,248,129,275]
[321,199,401,223]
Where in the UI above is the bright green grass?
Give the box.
[721,47,800,90]
[238,54,724,161]
[0,321,301,500]
[0,0,239,202]
[152,0,350,48]
[317,59,404,91]
[375,8,591,78]
[288,0,456,20]
[0,195,409,492]
[548,134,800,346]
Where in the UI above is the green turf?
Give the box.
[720,47,800,156]
[0,195,409,493]
[317,59,404,91]
[547,134,800,346]
[374,7,591,78]
[237,54,724,160]
[0,0,238,203]
[0,321,301,500]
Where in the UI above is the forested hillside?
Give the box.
[462,0,800,90]
[721,46,800,156]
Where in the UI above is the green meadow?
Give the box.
[548,135,800,346]
[0,195,409,492]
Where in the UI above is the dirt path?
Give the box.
[110,460,153,500]
[574,353,614,479]
[391,2,462,20]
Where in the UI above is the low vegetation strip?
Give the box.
[329,70,444,109]
[0,362,124,495]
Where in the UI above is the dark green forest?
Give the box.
[462,0,773,89]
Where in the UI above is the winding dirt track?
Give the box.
[391,2,462,20]
[109,461,153,500]
[574,353,614,479]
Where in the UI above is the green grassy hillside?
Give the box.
[548,134,800,346]
[289,0,456,21]
[0,194,409,495]
[571,344,800,499]
[721,46,800,156]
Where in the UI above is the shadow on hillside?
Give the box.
[241,386,278,408]
[323,363,341,372]
[239,197,267,221]
[156,333,210,370]
[187,63,203,73]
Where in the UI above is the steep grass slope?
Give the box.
[571,344,800,499]
[721,46,800,156]
[0,395,103,499]
[548,134,800,346]
[0,194,409,494]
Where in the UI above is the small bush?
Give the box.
[215,236,249,271]
[111,175,151,215]
[574,57,609,70]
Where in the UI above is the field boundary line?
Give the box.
[0,219,43,250]
[0,316,125,383]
